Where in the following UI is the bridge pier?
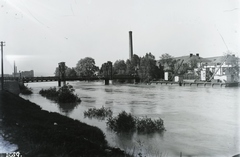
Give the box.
[58,62,66,87]
[105,79,109,85]
[104,79,112,85]
[133,78,136,84]
[58,80,61,87]
[58,79,66,87]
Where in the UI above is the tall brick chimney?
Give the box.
[129,31,133,60]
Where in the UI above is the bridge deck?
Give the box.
[1,75,140,83]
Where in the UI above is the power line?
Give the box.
[215,26,229,52]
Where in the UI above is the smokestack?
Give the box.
[129,31,133,60]
[14,61,15,76]
[14,61,17,77]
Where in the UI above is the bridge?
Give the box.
[1,61,140,86]
[1,75,140,86]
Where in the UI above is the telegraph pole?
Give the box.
[1,41,5,90]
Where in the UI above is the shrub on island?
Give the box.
[39,87,58,98]
[84,106,113,120]
[107,111,136,132]
[107,111,165,134]
[39,84,81,103]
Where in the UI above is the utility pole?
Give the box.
[1,41,5,90]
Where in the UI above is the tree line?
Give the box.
[55,52,240,82]
[54,53,170,82]
[55,51,240,82]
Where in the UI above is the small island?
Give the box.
[39,84,81,103]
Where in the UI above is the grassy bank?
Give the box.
[0,91,127,157]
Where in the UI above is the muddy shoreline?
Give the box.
[0,90,128,157]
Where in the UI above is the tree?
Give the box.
[139,53,160,82]
[67,68,77,77]
[159,53,176,72]
[126,54,140,75]
[54,66,77,77]
[99,63,108,76]
[113,60,126,75]
[176,63,189,75]
[99,61,113,78]
[126,59,135,75]
[131,54,140,67]
[75,57,99,77]
[54,67,62,77]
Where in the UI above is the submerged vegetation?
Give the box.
[106,111,165,134]
[107,111,136,132]
[84,107,165,134]
[84,107,166,134]
[19,84,33,95]
[84,106,113,120]
[136,117,165,133]
[39,87,58,98]
[39,84,81,103]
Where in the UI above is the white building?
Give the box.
[158,53,239,83]
[201,55,239,82]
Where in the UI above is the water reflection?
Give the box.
[81,87,96,91]
[57,102,80,116]
[104,88,113,93]
[113,132,165,157]
[105,100,113,105]
[83,99,96,103]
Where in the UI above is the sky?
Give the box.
[0,0,239,76]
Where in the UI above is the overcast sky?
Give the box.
[0,0,239,76]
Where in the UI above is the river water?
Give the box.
[21,81,240,157]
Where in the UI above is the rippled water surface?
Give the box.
[21,81,240,157]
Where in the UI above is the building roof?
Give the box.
[174,54,211,64]
[204,55,239,66]
[157,53,239,68]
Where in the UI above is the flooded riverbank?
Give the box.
[0,90,127,156]
[21,81,240,157]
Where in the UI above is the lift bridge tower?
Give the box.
[58,62,66,87]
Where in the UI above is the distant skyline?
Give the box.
[0,0,239,76]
